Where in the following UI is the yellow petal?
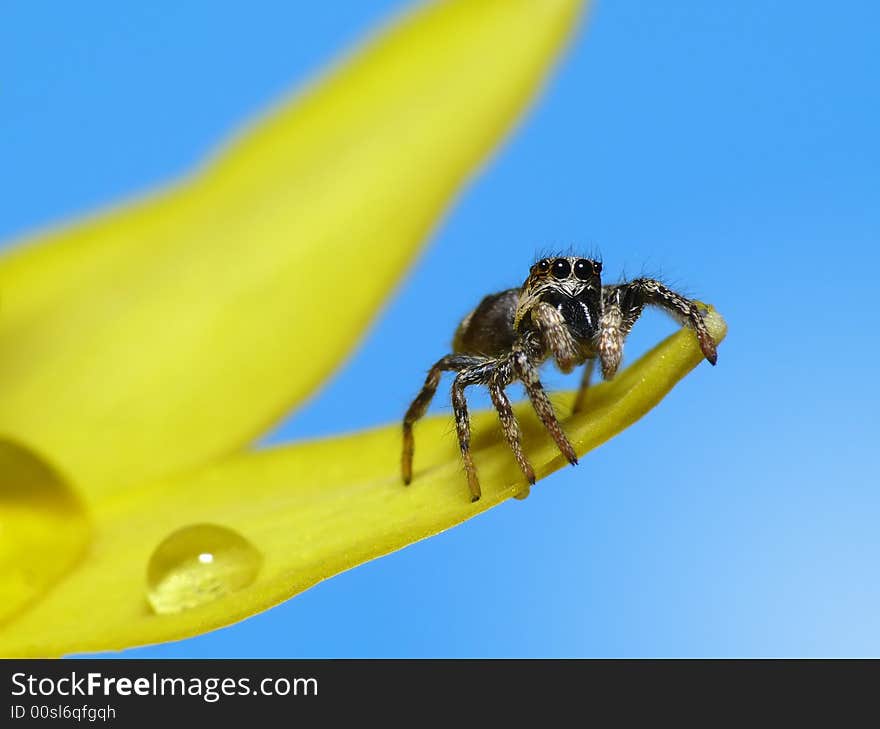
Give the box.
[0,442,90,624]
[0,310,726,657]
[0,0,587,500]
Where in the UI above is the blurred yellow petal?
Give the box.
[0,442,90,625]
[0,310,725,657]
[0,0,587,501]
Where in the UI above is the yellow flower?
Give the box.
[0,0,725,657]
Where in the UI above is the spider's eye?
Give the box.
[536,259,551,273]
[574,259,596,280]
[574,259,602,280]
[551,258,571,279]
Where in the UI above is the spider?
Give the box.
[401,256,718,502]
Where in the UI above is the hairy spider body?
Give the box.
[402,256,718,502]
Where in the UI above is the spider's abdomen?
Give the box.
[452,288,519,356]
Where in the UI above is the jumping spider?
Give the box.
[402,256,718,502]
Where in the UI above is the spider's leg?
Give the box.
[402,354,485,485]
[531,301,580,373]
[512,349,578,467]
[488,362,535,488]
[450,363,496,502]
[571,357,596,414]
[596,290,628,380]
[606,279,718,367]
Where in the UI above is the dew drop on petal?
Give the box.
[146,523,262,615]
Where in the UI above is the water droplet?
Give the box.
[0,440,91,625]
[147,523,262,615]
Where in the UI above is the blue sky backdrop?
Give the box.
[2,0,878,656]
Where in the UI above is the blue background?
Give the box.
[2,0,878,657]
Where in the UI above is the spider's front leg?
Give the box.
[598,279,718,379]
[511,345,579,467]
[530,301,597,416]
[530,302,581,373]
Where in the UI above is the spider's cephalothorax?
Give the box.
[402,256,718,502]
